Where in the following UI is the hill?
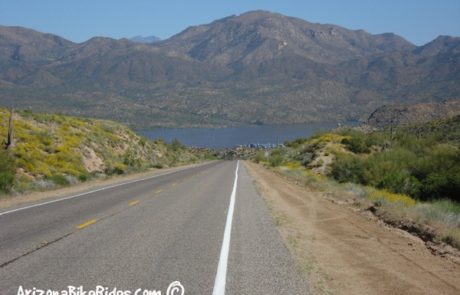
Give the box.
[0,11,459,128]
[0,108,210,194]
[367,100,460,129]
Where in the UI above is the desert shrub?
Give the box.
[105,164,125,175]
[285,137,307,148]
[376,170,422,197]
[268,149,284,167]
[78,173,90,182]
[139,137,147,147]
[153,163,164,169]
[339,129,385,153]
[330,154,368,184]
[123,150,141,167]
[269,154,283,167]
[48,174,70,186]
[300,152,314,167]
[254,151,266,163]
[421,169,460,202]
[331,137,460,202]
[341,136,371,153]
[0,151,16,192]
[170,138,184,151]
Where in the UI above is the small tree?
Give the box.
[171,138,184,151]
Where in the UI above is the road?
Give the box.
[0,161,309,295]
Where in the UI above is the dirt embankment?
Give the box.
[244,161,460,295]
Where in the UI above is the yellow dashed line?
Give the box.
[171,182,177,187]
[155,189,162,194]
[76,219,97,229]
[128,200,140,206]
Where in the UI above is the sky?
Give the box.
[0,0,459,46]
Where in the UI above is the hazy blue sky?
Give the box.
[1,0,459,45]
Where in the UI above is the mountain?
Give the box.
[0,11,459,128]
[0,26,73,62]
[129,35,161,43]
[161,11,415,66]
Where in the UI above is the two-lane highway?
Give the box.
[0,161,309,294]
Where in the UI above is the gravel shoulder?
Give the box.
[244,161,460,295]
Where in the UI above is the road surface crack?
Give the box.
[0,233,72,268]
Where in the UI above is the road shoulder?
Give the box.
[244,161,460,295]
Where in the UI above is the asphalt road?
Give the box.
[0,161,309,295]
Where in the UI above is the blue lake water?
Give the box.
[140,122,359,149]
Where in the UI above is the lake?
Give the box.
[140,122,359,149]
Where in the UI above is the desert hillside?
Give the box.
[0,108,209,193]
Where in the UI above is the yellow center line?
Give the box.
[171,182,177,187]
[128,200,140,206]
[76,219,97,230]
[155,189,162,194]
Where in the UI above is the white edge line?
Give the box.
[0,162,211,217]
[212,160,239,295]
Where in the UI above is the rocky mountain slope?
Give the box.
[0,11,459,128]
[161,11,414,66]
[367,100,460,129]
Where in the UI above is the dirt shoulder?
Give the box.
[244,161,460,295]
[0,161,212,210]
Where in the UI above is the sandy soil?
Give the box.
[244,161,460,295]
[0,162,210,210]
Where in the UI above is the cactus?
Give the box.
[4,107,13,150]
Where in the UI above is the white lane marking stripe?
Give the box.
[213,160,239,295]
[0,163,210,217]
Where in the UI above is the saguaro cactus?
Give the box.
[4,107,13,150]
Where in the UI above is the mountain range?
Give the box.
[0,10,459,128]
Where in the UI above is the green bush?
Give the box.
[331,132,460,202]
[78,173,90,182]
[105,164,125,175]
[123,150,141,167]
[269,154,283,167]
[376,170,422,197]
[254,151,266,163]
[153,163,164,169]
[330,154,368,184]
[48,174,70,186]
[170,138,184,151]
[0,151,16,192]
[268,149,284,167]
[285,138,307,148]
[341,137,371,153]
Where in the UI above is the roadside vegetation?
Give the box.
[0,108,214,195]
[254,115,460,249]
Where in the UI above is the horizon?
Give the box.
[0,0,459,46]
